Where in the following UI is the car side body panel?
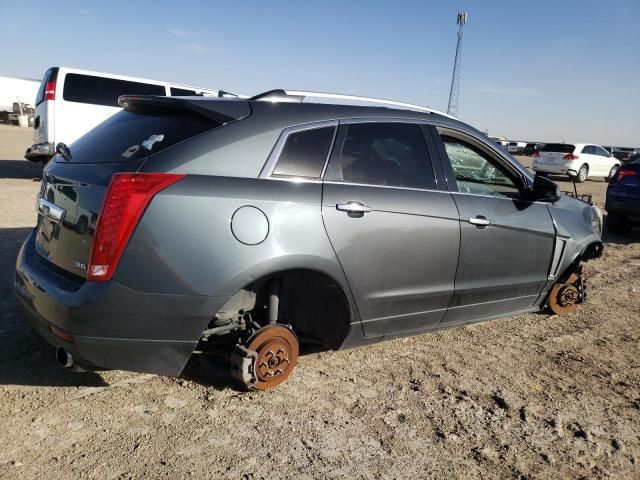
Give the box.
[443,194,556,323]
[322,182,461,336]
[114,175,365,345]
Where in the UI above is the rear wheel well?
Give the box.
[215,269,352,350]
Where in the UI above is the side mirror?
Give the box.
[531,175,560,202]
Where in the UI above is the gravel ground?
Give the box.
[0,124,638,479]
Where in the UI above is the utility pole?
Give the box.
[447,12,468,117]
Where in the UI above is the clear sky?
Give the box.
[1,0,638,145]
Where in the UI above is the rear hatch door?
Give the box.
[539,143,575,163]
[32,67,58,146]
[36,103,226,279]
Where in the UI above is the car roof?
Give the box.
[121,94,475,133]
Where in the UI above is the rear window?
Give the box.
[540,143,575,154]
[58,110,217,163]
[272,126,335,178]
[63,74,166,107]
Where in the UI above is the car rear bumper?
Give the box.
[532,160,574,175]
[24,142,54,162]
[14,231,229,376]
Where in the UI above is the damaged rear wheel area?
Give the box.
[192,271,350,390]
[231,325,299,390]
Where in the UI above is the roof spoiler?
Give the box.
[118,95,251,125]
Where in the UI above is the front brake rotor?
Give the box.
[245,325,299,391]
[549,273,580,315]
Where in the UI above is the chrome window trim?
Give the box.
[338,117,431,125]
[322,180,449,195]
[259,120,338,180]
[449,190,549,206]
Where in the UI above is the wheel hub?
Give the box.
[245,325,299,390]
[549,273,582,315]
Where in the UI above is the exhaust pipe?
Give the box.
[55,346,74,369]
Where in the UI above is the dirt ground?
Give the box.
[0,123,638,479]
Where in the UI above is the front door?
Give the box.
[322,121,460,337]
[433,128,556,323]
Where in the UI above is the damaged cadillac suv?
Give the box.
[15,90,603,390]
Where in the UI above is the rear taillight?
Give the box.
[532,151,539,158]
[87,173,185,281]
[45,81,56,101]
[563,153,579,160]
[616,167,638,182]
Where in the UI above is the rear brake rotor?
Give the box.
[549,273,580,315]
[246,325,299,390]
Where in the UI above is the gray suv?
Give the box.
[14,90,604,390]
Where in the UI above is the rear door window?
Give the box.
[581,145,593,154]
[58,110,217,163]
[540,143,575,154]
[325,122,436,189]
[63,74,166,107]
[272,126,335,178]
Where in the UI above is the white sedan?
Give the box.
[532,143,620,182]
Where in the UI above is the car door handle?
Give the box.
[469,216,491,227]
[336,201,372,214]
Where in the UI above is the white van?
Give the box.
[25,67,225,162]
[507,141,527,154]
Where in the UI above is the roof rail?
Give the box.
[250,89,453,118]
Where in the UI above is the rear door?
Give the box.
[580,145,599,175]
[594,145,616,174]
[321,121,460,336]
[432,127,555,323]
